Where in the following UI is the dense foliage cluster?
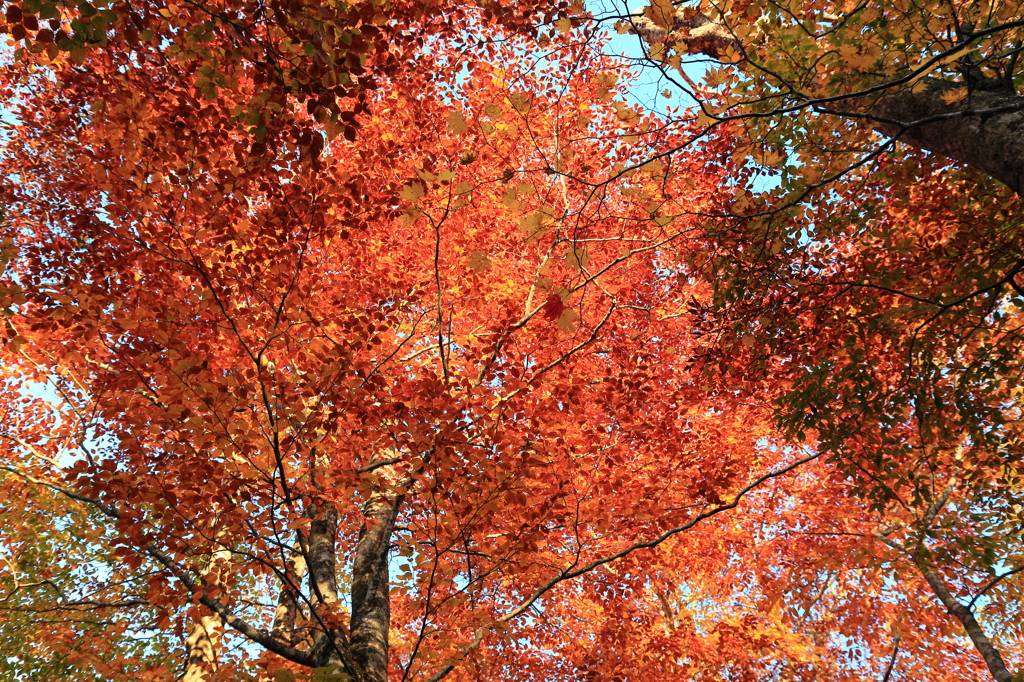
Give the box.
[0,0,1021,680]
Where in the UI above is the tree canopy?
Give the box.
[0,0,1022,680]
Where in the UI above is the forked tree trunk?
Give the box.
[302,462,403,682]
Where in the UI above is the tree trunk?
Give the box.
[349,475,403,682]
[271,538,308,645]
[182,609,224,682]
[631,11,1024,196]
[182,545,231,682]
[306,501,351,673]
[869,80,1024,196]
[920,569,1014,682]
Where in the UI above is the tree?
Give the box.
[597,0,1024,677]
[0,14,803,682]
[1,1,1022,681]
[609,0,1024,194]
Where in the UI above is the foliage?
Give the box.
[0,0,1022,680]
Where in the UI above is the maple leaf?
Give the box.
[541,293,566,320]
[556,309,580,332]
[643,0,675,31]
[467,251,492,272]
[519,208,555,242]
[508,92,532,113]
[446,111,468,135]
[399,182,425,203]
[940,86,968,105]
[564,246,590,270]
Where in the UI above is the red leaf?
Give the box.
[542,293,565,321]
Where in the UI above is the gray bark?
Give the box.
[306,502,350,673]
[271,539,308,645]
[349,487,403,682]
[920,570,1013,682]
[182,545,231,682]
[870,80,1024,196]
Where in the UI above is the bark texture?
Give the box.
[349,486,403,682]
[182,610,224,682]
[632,10,1024,195]
[870,79,1024,196]
[306,502,349,673]
[182,545,231,682]
[921,570,1013,682]
[271,539,309,645]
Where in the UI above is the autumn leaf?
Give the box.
[399,182,425,203]
[467,251,492,272]
[564,246,590,270]
[541,293,566,320]
[519,207,555,242]
[446,110,468,135]
[643,0,675,30]
[940,86,968,105]
[613,101,639,124]
[508,92,531,113]
[555,308,580,332]
[3,3,1022,682]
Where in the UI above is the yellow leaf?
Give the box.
[502,185,521,208]
[595,72,618,101]
[643,0,675,30]
[555,16,571,33]
[484,102,503,118]
[940,86,968,105]
[613,101,639,124]
[520,208,555,242]
[455,181,474,194]
[436,169,456,182]
[564,246,590,270]
[400,209,421,227]
[446,111,468,135]
[399,183,425,203]
[508,92,531,113]
[908,45,973,89]
[556,309,580,332]
[467,251,492,272]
